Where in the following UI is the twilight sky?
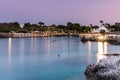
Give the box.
[0,0,120,25]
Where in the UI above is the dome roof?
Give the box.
[92,26,109,33]
[98,26,107,30]
[97,26,108,32]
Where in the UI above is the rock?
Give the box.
[85,55,120,80]
[85,64,96,77]
[103,53,120,57]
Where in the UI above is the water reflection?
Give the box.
[8,38,12,64]
[31,38,35,54]
[88,41,92,64]
[31,38,37,55]
[46,38,51,57]
[97,42,107,62]
[20,39,25,63]
[88,41,91,54]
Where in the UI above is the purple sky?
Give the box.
[0,0,120,25]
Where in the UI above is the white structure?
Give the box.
[20,24,24,28]
[92,25,109,33]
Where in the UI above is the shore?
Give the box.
[80,33,120,44]
[0,32,120,45]
[0,32,79,38]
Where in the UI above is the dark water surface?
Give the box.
[0,36,120,80]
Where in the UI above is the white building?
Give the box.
[92,25,109,33]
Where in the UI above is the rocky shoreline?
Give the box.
[85,54,120,80]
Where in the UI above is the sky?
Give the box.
[0,0,120,25]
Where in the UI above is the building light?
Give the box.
[98,36,104,40]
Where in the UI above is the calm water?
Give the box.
[0,36,120,80]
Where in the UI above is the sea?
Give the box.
[0,36,120,80]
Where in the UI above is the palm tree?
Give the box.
[100,20,104,26]
[38,21,44,27]
[89,24,93,33]
[100,20,103,24]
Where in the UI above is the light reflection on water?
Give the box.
[8,38,12,64]
[87,41,92,64]
[97,42,107,62]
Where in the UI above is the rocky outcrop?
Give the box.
[85,55,120,80]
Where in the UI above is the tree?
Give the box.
[100,20,103,24]
[13,22,20,28]
[67,22,73,30]
[73,23,81,33]
[0,22,21,32]
[111,22,120,31]
[100,20,104,26]
[38,21,44,27]
[23,23,32,32]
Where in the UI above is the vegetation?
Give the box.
[0,21,120,33]
[0,22,21,32]
[110,23,120,31]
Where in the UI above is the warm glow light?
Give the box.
[98,36,104,40]
[88,41,92,64]
[97,35,107,41]
[88,41,91,54]
[98,42,103,54]
[104,42,107,54]
[8,38,12,64]
[97,42,107,62]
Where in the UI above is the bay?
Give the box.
[0,36,119,80]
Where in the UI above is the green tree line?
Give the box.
[0,21,120,33]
